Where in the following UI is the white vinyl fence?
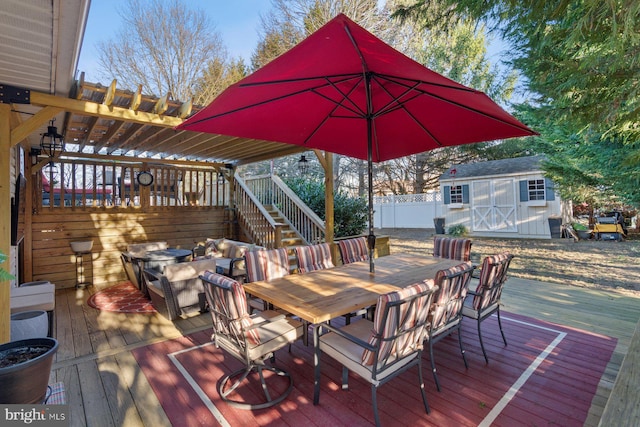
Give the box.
[373,192,444,229]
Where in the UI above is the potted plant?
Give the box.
[0,337,59,403]
[0,251,59,404]
[0,250,14,282]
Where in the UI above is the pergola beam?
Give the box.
[29,91,182,128]
[11,105,63,147]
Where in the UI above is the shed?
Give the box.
[438,156,571,239]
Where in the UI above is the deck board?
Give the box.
[49,275,639,426]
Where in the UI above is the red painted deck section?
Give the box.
[132,312,616,426]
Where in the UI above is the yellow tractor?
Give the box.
[593,212,627,241]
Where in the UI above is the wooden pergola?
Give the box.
[0,0,336,343]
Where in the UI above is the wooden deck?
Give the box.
[50,277,640,426]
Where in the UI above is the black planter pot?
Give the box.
[0,337,59,404]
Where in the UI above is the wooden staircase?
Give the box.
[263,205,304,248]
[262,204,304,270]
[233,175,325,271]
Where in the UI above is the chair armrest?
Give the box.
[230,257,243,268]
[467,289,481,297]
[318,322,376,352]
[229,257,246,278]
[143,268,163,282]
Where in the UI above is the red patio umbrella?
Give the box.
[177,13,537,271]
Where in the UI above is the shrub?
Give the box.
[447,224,468,237]
[284,178,368,238]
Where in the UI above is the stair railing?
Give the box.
[233,175,283,248]
[243,174,325,244]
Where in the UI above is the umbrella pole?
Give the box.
[367,155,375,273]
[366,107,375,272]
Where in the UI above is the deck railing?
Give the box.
[234,175,283,248]
[37,159,227,210]
[243,174,325,244]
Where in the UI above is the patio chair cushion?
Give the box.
[430,261,474,330]
[319,320,417,385]
[163,258,217,282]
[469,253,513,311]
[202,271,260,346]
[212,238,258,259]
[127,241,168,256]
[362,282,432,366]
[433,236,472,261]
[337,237,369,264]
[295,243,334,274]
[245,248,290,282]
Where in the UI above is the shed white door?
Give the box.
[471,179,517,232]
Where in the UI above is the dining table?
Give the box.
[242,253,461,331]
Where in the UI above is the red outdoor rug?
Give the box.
[132,312,616,426]
[87,282,156,314]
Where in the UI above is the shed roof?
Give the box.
[440,155,545,180]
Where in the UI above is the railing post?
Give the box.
[274,223,283,248]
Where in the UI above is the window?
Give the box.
[519,178,555,203]
[528,179,546,201]
[443,184,469,205]
[450,185,464,204]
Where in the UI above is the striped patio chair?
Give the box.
[244,248,290,282]
[432,236,472,262]
[462,253,515,363]
[337,236,369,265]
[426,261,476,391]
[244,248,290,313]
[314,282,437,426]
[294,243,334,274]
[201,270,303,409]
[295,243,365,325]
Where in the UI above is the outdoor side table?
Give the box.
[74,250,93,289]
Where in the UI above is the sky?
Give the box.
[77,1,513,97]
[77,0,273,82]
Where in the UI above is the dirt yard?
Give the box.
[378,228,640,297]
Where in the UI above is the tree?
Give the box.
[380,0,519,194]
[192,57,248,106]
[251,0,384,70]
[97,0,228,102]
[395,0,640,207]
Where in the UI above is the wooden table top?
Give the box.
[243,254,460,324]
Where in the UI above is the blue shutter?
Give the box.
[444,186,450,204]
[519,180,529,202]
[462,185,469,203]
[545,178,556,201]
